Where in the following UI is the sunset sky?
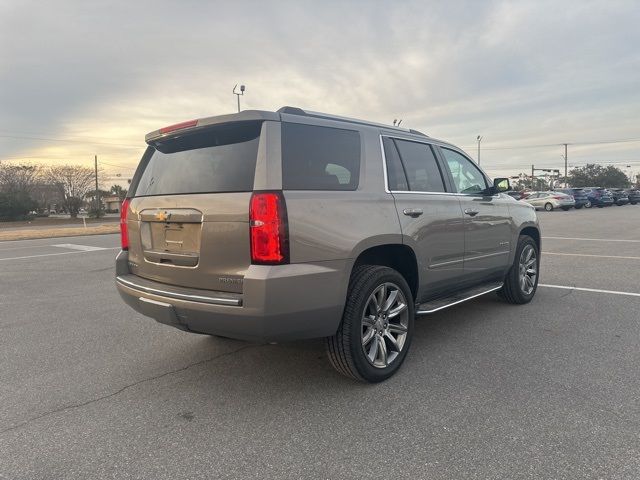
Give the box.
[1,0,639,184]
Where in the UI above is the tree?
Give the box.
[0,164,40,194]
[46,165,96,217]
[568,164,630,188]
[0,164,40,219]
[110,184,127,200]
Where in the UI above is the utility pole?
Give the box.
[477,136,483,165]
[563,143,568,185]
[94,154,100,217]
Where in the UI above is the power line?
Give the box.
[461,137,640,151]
[0,134,142,149]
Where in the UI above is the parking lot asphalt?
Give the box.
[1,206,639,479]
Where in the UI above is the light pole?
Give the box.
[476,135,482,165]
[233,84,246,112]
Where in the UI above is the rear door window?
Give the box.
[388,138,445,192]
[132,121,262,196]
[281,123,360,190]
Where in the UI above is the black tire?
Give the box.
[326,265,414,383]
[575,205,583,209]
[498,235,539,305]
[544,203,553,211]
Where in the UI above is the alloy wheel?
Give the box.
[518,245,537,295]
[361,282,409,368]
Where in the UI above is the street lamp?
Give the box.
[476,135,483,165]
[233,84,246,113]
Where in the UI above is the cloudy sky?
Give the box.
[1,0,639,183]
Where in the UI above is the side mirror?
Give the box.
[493,177,510,192]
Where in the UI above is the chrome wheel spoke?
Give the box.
[384,332,401,352]
[387,322,407,334]
[367,335,379,363]
[362,327,375,346]
[388,302,407,319]
[381,289,398,313]
[363,315,376,327]
[377,335,388,366]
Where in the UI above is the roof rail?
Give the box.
[277,106,428,137]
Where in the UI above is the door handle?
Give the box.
[464,209,479,217]
[403,208,423,218]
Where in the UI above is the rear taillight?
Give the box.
[159,119,198,134]
[120,198,131,251]
[249,192,289,265]
[552,196,564,200]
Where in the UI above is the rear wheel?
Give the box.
[498,235,539,305]
[544,203,553,211]
[326,265,414,383]
[585,201,592,208]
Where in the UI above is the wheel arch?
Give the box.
[351,243,419,301]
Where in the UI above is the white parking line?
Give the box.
[53,243,108,251]
[544,252,640,260]
[0,248,120,262]
[543,236,640,243]
[539,284,640,298]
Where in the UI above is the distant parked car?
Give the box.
[625,188,640,205]
[609,188,630,206]
[582,187,614,208]
[556,188,589,209]
[522,191,575,211]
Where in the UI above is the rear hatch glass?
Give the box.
[126,121,263,293]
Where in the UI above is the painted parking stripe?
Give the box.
[543,236,640,243]
[53,243,108,251]
[0,248,119,261]
[544,252,640,260]
[539,284,640,298]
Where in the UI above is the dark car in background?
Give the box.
[625,188,640,205]
[609,188,629,206]
[582,187,614,208]
[556,188,588,209]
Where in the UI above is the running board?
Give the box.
[415,281,503,315]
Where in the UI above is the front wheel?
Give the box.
[326,265,414,383]
[544,203,553,211]
[498,235,539,304]
[585,201,592,208]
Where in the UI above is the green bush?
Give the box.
[0,191,37,220]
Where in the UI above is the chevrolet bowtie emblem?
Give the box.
[155,211,169,222]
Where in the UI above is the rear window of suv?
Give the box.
[281,123,360,190]
[132,121,262,197]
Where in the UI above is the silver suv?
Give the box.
[116,107,540,382]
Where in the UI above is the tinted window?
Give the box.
[282,123,360,190]
[441,148,488,194]
[133,121,261,196]
[393,139,445,192]
[382,137,408,191]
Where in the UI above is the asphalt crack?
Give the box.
[0,343,265,435]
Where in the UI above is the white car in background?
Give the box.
[522,191,575,211]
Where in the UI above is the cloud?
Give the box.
[1,0,639,178]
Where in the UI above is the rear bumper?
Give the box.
[115,251,348,342]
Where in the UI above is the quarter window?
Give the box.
[282,123,360,190]
[441,148,488,194]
